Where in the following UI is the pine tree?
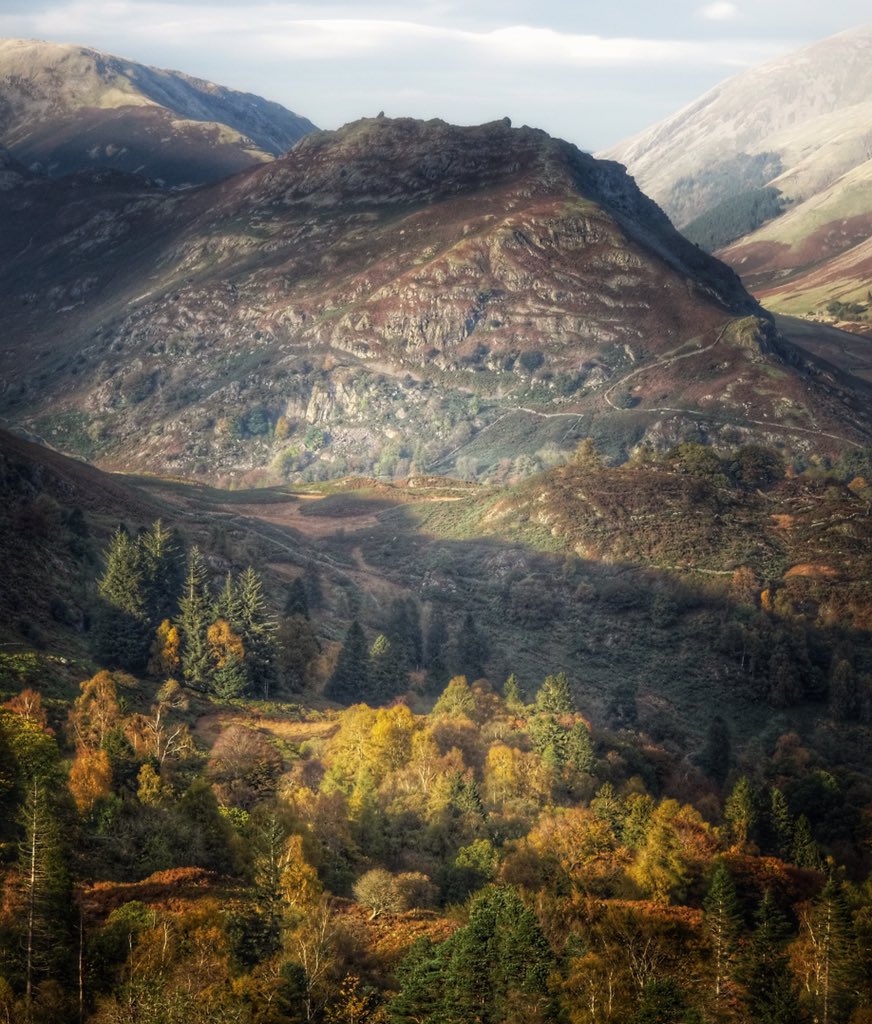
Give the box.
[18,780,73,1008]
[792,815,822,870]
[565,721,594,775]
[94,527,150,670]
[386,597,423,670]
[440,886,553,1024]
[368,634,407,705]
[736,890,805,1024]
[452,612,487,681]
[390,937,445,1024]
[237,567,276,698]
[502,673,525,715]
[214,572,244,627]
[424,604,449,689]
[800,876,858,1024]
[535,671,573,714]
[97,527,145,619]
[768,787,794,860]
[703,861,741,1003]
[177,546,213,691]
[324,621,369,704]
[284,577,310,619]
[724,775,758,850]
[139,519,183,626]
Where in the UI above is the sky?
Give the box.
[0,1,870,152]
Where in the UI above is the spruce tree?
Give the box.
[324,621,369,703]
[237,567,276,698]
[724,775,758,850]
[139,519,183,625]
[424,604,450,691]
[368,634,407,705]
[565,721,595,775]
[18,780,73,1008]
[792,815,822,870]
[502,673,525,715]
[737,890,805,1024]
[452,611,487,681]
[94,527,150,670]
[769,788,794,860]
[803,876,858,1024]
[535,671,573,714]
[177,546,213,692]
[283,576,310,619]
[703,860,741,1003]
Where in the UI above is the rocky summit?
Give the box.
[0,115,868,483]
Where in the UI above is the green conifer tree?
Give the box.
[324,621,369,703]
[94,527,150,670]
[177,546,213,692]
[535,671,573,714]
[736,890,805,1024]
[703,860,741,1003]
[724,775,758,850]
[792,815,823,870]
[139,519,183,626]
[283,576,310,619]
[803,876,858,1024]
[237,567,276,699]
[18,780,73,1009]
[769,788,794,860]
[502,673,525,715]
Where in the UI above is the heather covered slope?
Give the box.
[0,38,316,185]
[602,26,872,329]
[0,116,868,482]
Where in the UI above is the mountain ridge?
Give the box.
[0,37,317,185]
[602,25,872,328]
[1,115,869,482]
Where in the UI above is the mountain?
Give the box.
[0,38,316,185]
[0,115,869,483]
[602,26,872,329]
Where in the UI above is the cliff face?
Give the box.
[0,116,868,482]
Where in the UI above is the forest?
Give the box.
[1,443,871,1024]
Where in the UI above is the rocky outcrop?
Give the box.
[0,115,868,481]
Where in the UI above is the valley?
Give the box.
[0,24,871,1024]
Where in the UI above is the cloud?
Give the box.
[697,2,740,20]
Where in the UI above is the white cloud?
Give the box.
[698,2,740,20]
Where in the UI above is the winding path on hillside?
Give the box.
[430,318,861,469]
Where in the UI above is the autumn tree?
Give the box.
[147,619,181,678]
[207,617,248,698]
[124,680,193,768]
[68,671,123,750]
[68,747,112,814]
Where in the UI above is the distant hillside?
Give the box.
[0,38,316,185]
[603,25,872,329]
[0,114,868,484]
